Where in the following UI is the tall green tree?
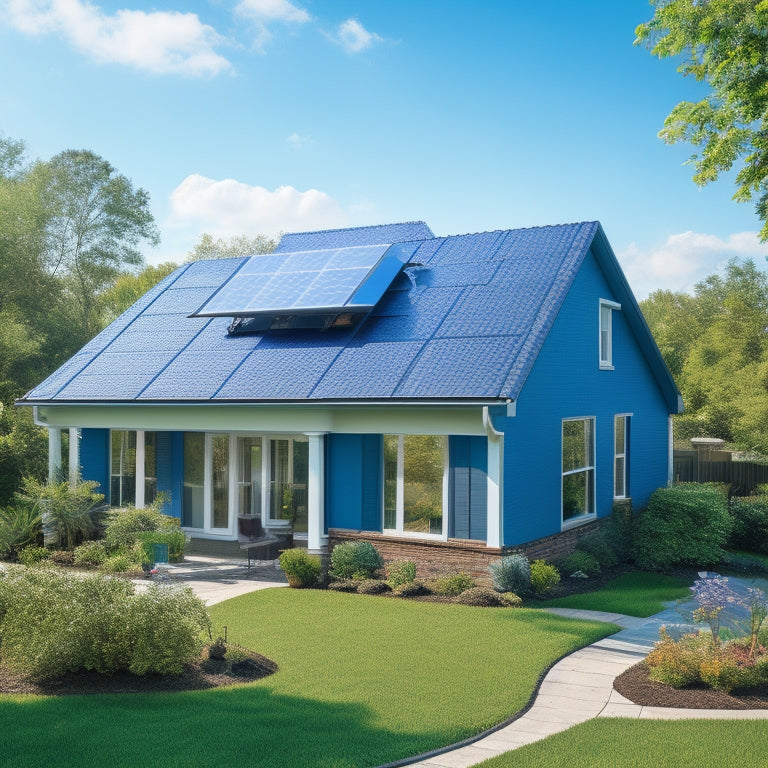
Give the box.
[42,150,160,341]
[98,262,179,325]
[636,1,768,238]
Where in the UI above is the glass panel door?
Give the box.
[268,437,308,530]
[182,432,204,528]
[211,435,229,529]
[237,437,262,518]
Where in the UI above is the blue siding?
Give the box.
[449,436,487,541]
[79,428,109,500]
[156,431,183,519]
[502,247,670,547]
[326,434,382,532]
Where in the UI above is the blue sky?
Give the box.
[1,0,767,299]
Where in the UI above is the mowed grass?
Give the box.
[540,572,691,617]
[474,718,768,768]
[0,589,614,768]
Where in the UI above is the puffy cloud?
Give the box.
[618,230,768,300]
[2,0,231,76]
[286,132,314,150]
[333,18,383,53]
[234,0,310,50]
[168,174,348,240]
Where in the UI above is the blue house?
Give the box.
[20,221,682,574]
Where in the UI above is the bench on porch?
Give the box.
[238,515,293,571]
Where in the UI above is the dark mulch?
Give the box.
[0,648,278,697]
[614,661,768,710]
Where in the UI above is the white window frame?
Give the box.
[383,434,449,541]
[599,299,621,370]
[614,414,631,500]
[561,417,596,529]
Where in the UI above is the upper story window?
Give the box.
[614,415,630,499]
[384,434,447,538]
[599,299,621,369]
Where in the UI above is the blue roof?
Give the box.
[21,221,681,410]
[275,221,433,252]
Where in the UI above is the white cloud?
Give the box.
[167,174,348,240]
[286,132,314,149]
[618,230,768,300]
[234,0,310,50]
[3,0,231,76]
[332,18,383,53]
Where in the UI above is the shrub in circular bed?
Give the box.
[556,550,601,578]
[500,591,523,607]
[356,579,391,595]
[454,587,507,607]
[329,540,383,579]
[279,548,322,588]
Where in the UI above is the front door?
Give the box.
[182,432,233,535]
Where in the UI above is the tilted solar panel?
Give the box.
[191,242,418,318]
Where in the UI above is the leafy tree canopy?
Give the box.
[186,232,276,261]
[98,262,179,324]
[636,0,768,238]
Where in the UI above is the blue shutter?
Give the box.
[361,435,382,532]
[449,435,487,541]
[79,428,110,501]
[155,431,179,518]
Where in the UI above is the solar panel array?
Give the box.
[192,244,405,318]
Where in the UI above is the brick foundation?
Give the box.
[329,518,608,585]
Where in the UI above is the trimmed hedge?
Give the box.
[729,495,768,555]
[329,541,383,579]
[633,484,732,570]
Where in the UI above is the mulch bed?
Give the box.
[0,648,278,696]
[614,661,768,710]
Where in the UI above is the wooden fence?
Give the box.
[673,450,768,496]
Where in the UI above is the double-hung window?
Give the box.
[562,418,595,525]
[599,299,621,369]
[384,434,447,537]
[614,415,630,499]
[110,430,157,508]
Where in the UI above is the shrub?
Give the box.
[604,501,635,562]
[357,579,391,595]
[385,560,416,587]
[48,549,75,566]
[556,550,601,578]
[393,580,431,597]
[329,540,383,579]
[100,552,142,574]
[127,584,211,675]
[17,545,49,566]
[327,579,358,592]
[633,484,732,570]
[278,548,322,588]
[490,553,531,595]
[136,529,186,563]
[500,592,523,607]
[0,502,42,560]
[646,629,711,688]
[576,531,618,568]
[16,477,104,550]
[73,540,108,566]
[105,499,178,551]
[0,567,210,680]
[454,587,507,607]
[431,573,476,597]
[729,495,768,555]
[529,559,560,595]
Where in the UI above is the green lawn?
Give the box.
[0,589,614,768]
[538,572,691,617]
[475,718,767,768]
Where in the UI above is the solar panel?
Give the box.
[191,243,418,318]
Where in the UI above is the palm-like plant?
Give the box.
[0,501,42,560]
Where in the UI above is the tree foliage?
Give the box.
[186,232,276,261]
[636,1,768,239]
[642,258,768,452]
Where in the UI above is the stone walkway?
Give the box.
[404,599,768,768]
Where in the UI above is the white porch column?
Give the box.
[486,432,503,548]
[135,430,146,508]
[306,433,327,554]
[68,427,80,486]
[48,427,62,482]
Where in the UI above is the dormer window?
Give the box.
[599,299,621,369]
